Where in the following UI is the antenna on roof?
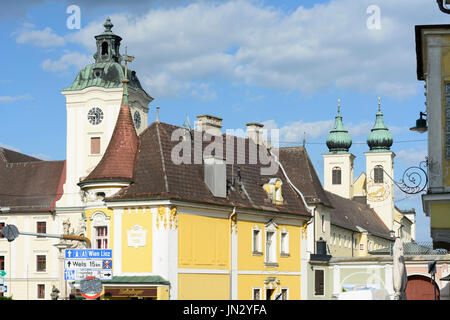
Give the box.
[156,106,160,122]
[303,132,306,147]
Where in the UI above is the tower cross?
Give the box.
[123,46,135,79]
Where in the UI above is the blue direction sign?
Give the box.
[64,269,76,281]
[64,249,113,281]
[65,249,112,259]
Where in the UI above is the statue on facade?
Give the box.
[60,218,87,249]
[392,238,408,300]
[50,285,60,300]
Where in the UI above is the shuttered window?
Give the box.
[91,137,101,154]
[374,165,383,183]
[332,167,341,185]
[314,269,324,296]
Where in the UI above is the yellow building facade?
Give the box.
[81,202,307,300]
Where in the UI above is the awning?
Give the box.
[101,276,170,299]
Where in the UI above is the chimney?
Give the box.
[204,155,227,198]
[196,114,223,136]
[246,122,264,145]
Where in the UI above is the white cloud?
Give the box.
[0,94,33,104]
[396,148,427,166]
[41,52,92,73]
[0,142,20,152]
[15,23,65,47]
[262,119,334,143]
[61,0,449,99]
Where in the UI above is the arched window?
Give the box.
[101,42,109,55]
[332,167,341,185]
[374,165,383,183]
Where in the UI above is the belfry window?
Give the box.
[332,167,341,185]
[374,165,383,183]
[101,42,109,56]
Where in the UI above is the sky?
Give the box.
[0,0,447,242]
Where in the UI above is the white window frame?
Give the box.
[90,211,110,249]
[278,287,289,300]
[313,268,325,297]
[265,221,278,266]
[252,226,262,255]
[36,219,48,240]
[89,134,102,156]
[35,251,47,273]
[280,229,289,257]
[252,287,262,300]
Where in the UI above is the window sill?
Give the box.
[280,252,290,258]
[264,262,278,268]
[252,251,263,256]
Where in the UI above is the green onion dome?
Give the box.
[367,98,393,152]
[326,99,352,153]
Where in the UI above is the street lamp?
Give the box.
[437,0,450,14]
[410,112,427,133]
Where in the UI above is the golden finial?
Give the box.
[337,98,341,113]
[378,96,381,111]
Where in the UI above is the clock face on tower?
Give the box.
[87,107,104,125]
[133,110,141,129]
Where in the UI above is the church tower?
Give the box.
[364,97,395,231]
[323,99,355,199]
[57,18,153,207]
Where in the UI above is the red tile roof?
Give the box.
[80,103,139,184]
[0,148,65,213]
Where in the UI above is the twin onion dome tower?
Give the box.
[326,97,393,153]
[323,97,396,231]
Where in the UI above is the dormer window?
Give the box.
[263,178,283,205]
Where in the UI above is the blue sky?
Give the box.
[0,0,447,242]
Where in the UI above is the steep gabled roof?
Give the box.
[0,148,65,213]
[325,191,391,240]
[107,122,311,217]
[0,147,42,163]
[277,146,332,207]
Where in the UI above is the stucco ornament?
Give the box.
[60,218,87,249]
[392,238,408,300]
